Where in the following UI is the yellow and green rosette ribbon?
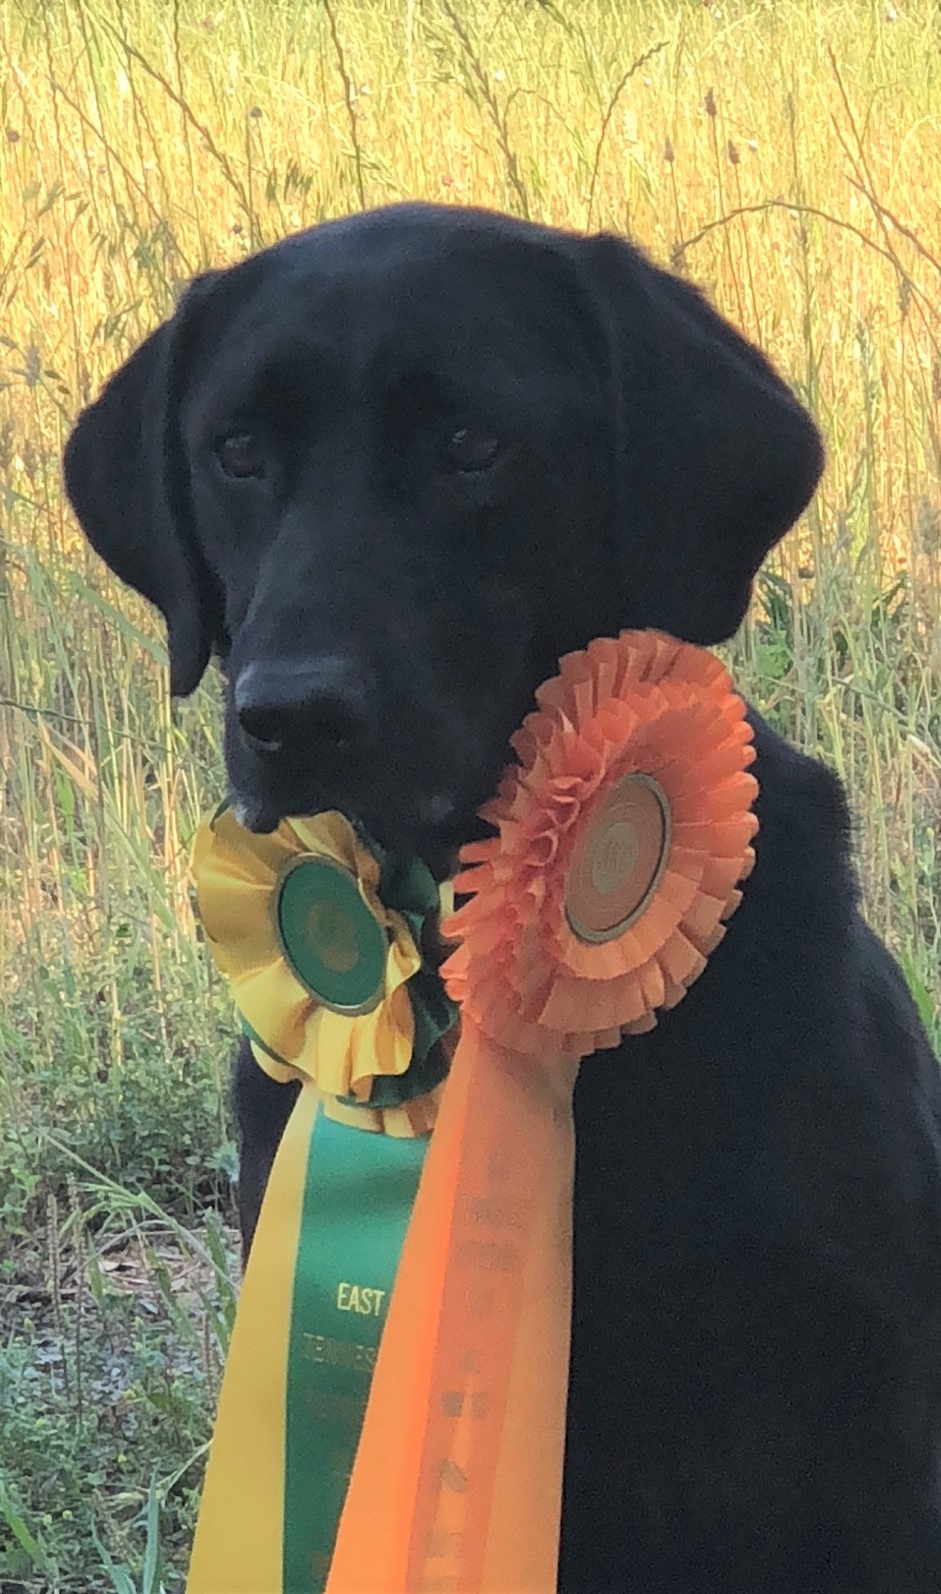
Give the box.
[186,807,457,1594]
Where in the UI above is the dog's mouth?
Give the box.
[222,672,524,880]
[229,782,485,882]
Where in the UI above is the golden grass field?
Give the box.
[0,0,939,1586]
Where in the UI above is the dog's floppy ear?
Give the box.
[63,274,223,697]
[579,234,824,644]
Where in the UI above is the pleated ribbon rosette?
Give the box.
[190,807,456,1137]
[187,629,759,1594]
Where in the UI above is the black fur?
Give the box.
[64,203,941,1592]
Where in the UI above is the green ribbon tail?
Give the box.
[283,1108,428,1593]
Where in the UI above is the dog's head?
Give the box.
[65,203,822,872]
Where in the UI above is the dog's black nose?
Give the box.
[234,657,371,758]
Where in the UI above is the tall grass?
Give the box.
[0,0,939,1586]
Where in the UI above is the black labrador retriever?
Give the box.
[64,203,941,1593]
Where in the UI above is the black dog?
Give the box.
[64,203,941,1592]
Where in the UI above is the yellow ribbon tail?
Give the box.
[187,1085,317,1594]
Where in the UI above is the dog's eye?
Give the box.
[216,430,266,480]
[444,426,499,475]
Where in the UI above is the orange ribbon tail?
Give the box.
[325,1028,577,1593]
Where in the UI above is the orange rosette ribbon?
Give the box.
[444,628,759,1059]
[325,630,758,1594]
